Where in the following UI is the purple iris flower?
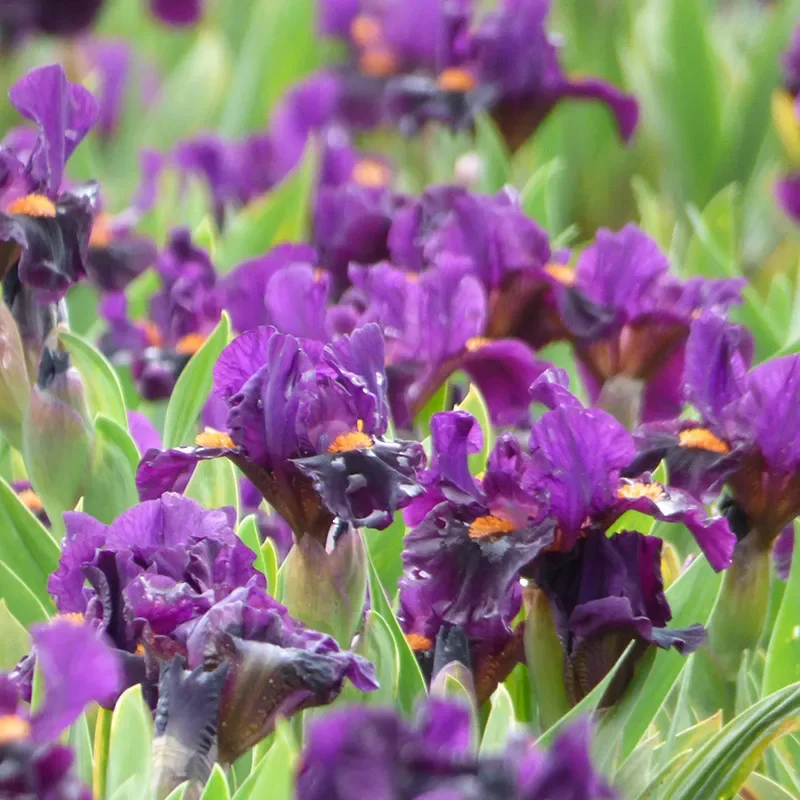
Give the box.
[345,259,551,427]
[297,697,614,800]
[528,370,735,570]
[219,243,339,339]
[398,411,555,703]
[101,228,222,400]
[470,0,638,151]
[0,619,121,800]
[47,493,262,662]
[775,173,800,223]
[152,585,377,795]
[0,0,103,46]
[313,131,398,287]
[136,323,426,544]
[628,310,800,559]
[532,529,705,704]
[774,29,800,223]
[546,225,745,428]
[0,65,99,304]
[385,185,567,347]
[149,0,203,26]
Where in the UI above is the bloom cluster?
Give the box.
[0,2,799,800]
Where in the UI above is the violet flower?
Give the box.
[47,493,262,663]
[532,529,705,704]
[150,0,203,26]
[773,26,800,223]
[137,324,425,544]
[345,260,551,427]
[547,225,745,428]
[0,619,122,799]
[152,584,377,797]
[527,370,735,571]
[0,66,98,335]
[398,411,555,703]
[100,228,222,400]
[296,697,614,800]
[0,0,103,47]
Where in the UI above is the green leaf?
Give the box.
[218,0,319,135]
[261,538,279,598]
[683,184,738,279]
[653,0,722,206]
[763,528,800,696]
[364,512,407,600]
[519,158,565,233]
[342,610,398,707]
[480,684,516,754]
[659,683,800,800]
[0,598,30,670]
[232,719,297,800]
[186,456,240,517]
[83,415,141,524]
[216,145,318,272]
[237,514,270,587]
[414,378,449,440]
[164,783,189,800]
[163,312,231,449]
[141,31,230,150]
[93,707,113,800]
[124,270,161,322]
[474,114,511,194]
[596,556,723,770]
[69,713,94,790]
[0,477,60,611]
[454,383,494,474]
[200,764,231,800]
[742,772,798,800]
[59,330,128,429]
[106,685,153,799]
[366,552,427,715]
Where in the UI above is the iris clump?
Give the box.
[0,2,800,800]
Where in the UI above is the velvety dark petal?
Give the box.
[85,234,157,292]
[0,741,91,800]
[461,338,549,426]
[1,193,94,301]
[293,439,425,529]
[29,619,123,741]
[184,584,377,764]
[152,656,227,800]
[399,502,555,648]
[8,64,99,195]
